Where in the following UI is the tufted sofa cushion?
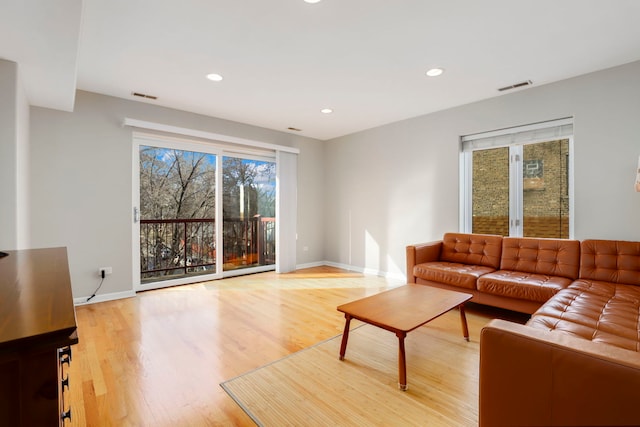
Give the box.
[476,237,580,303]
[477,271,572,303]
[413,262,496,290]
[528,284,640,352]
[499,237,580,279]
[411,233,502,290]
[579,239,640,285]
[527,240,640,352]
[439,233,503,269]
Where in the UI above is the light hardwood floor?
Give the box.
[68,267,527,426]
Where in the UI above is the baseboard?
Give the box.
[323,260,361,272]
[322,261,406,282]
[295,261,326,270]
[74,290,137,306]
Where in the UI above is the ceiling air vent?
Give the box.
[498,80,532,92]
[132,92,158,100]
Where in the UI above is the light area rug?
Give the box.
[221,318,479,426]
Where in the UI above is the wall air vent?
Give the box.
[132,92,158,100]
[498,80,533,92]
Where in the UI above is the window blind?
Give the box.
[461,117,573,151]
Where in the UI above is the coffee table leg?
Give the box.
[396,331,408,391]
[339,314,352,360]
[459,303,469,341]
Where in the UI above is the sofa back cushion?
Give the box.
[580,240,640,286]
[500,237,580,279]
[440,233,503,269]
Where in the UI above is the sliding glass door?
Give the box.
[222,156,276,272]
[138,142,219,285]
[134,135,278,290]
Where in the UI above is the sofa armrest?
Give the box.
[406,241,442,283]
[479,319,640,426]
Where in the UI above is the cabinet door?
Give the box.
[0,358,20,425]
[21,349,60,426]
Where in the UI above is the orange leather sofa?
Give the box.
[407,234,640,426]
[407,232,581,314]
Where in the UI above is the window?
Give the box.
[460,118,573,238]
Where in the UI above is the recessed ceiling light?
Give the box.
[304,0,322,3]
[206,73,223,82]
[426,68,444,77]
[321,108,333,114]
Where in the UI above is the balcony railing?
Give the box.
[140,216,275,281]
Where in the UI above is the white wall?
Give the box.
[30,91,324,299]
[0,59,30,250]
[0,60,17,250]
[16,66,30,249]
[324,60,640,279]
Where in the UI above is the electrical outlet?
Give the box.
[99,267,113,276]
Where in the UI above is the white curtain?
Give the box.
[276,150,298,273]
[635,156,640,192]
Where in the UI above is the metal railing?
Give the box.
[140,216,275,280]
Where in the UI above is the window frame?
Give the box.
[131,129,297,292]
[459,119,574,238]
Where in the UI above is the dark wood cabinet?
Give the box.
[0,248,78,426]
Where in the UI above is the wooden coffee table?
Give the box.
[337,284,472,390]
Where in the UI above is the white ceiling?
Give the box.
[0,0,82,111]
[3,1,640,140]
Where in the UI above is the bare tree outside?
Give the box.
[139,146,276,282]
[223,157,275,219]
[140,147,216,219]
[139,146,217,281]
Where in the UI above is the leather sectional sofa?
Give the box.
[406,233,640,426]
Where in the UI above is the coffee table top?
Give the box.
[337,284,472,333]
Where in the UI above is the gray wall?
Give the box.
[30,91,324,299]
[0,59,30,250]
[324,60,640,278]
[23,59,640,298]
